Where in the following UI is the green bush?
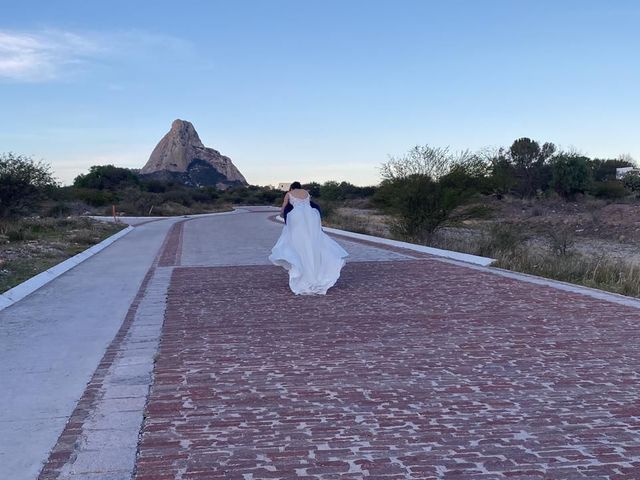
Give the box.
[489,154,516,197]
[315,181,376,201]
[479,223,524,256]
[44,203,72,218]
[71,188,116,207]
[591,180,628,199]
[0,153,58,217]
[74,165,140,190]
[551,154,592,199]
[142,180,168,193]
[161,190,194,207]
[381,175,460,241]
[377,146,488,240]
[623,172,640,194]
[508,138,555,198]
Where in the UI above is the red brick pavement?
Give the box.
[159,219,186,267]
[135,260,640,479]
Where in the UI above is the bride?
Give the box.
[269,182,348,295]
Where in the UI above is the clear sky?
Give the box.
[1,0,639,186]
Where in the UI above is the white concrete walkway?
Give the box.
[0,218,179,480]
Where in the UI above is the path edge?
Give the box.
[0,225,134,312]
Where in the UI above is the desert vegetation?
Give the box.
[316,138,640,298]
[2,138,640,298]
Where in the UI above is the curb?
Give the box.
[0,225,134,312]
[463,263,640,310]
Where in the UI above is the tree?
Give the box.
[377,145,486,241]
[590,157,636,182]
[551,154,592,199]
[488,149,516,197]
[74,165,140,190]
[380,145,453,181]
[508,138,555,197]
[303,182,321,197]
[0,153,58,217]
[318,181,342,201]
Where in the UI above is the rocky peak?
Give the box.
[169,119,205,149]
[140,119,247,187]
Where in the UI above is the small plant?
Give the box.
[548,227,575,256]
[483,223,524,255]
[44,203,71,218]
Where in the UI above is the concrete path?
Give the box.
[3,208,640,479]
[0,217,182,479]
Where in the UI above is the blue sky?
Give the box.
[1,0,639,186]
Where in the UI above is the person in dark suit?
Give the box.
[282,182,322,223]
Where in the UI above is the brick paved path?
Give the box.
[135,212,640,479]
[37,209,640,479]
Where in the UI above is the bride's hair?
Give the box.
[289,181,302,190]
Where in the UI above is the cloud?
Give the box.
[0,30,100,81]
[0,29,192,82]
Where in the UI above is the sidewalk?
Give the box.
[0,218,179,480]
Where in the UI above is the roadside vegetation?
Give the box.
[313,139,640,298]
[2,138,640,298]
[0,217,125,293]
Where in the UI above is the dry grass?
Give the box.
[326,205,640,299]
[0,217,125,293]
[494,251,640,298]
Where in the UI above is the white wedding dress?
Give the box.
[269,194,348,295]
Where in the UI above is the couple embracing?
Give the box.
[269,182,348,295]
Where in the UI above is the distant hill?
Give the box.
[140,119,247,189]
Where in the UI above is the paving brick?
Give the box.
[135,260,640,479]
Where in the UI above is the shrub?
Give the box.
[74,165,140,190]
[591,180,628,199]
[508,138,555,198]
[378,146,488,240]
[548,227,575,256]
[316,181,374,201]
[494,251,640,298]
[44,203,72,218]
[142,180,168,193]
[161,190,193,207]
[71,188,116,207]
[118,189,161,215]
[385,175,458,241]
[623,172,640,194]
[479,223,524,256]
[489,153,516,197]
[551,154,592,199]
[0,153,58,217]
